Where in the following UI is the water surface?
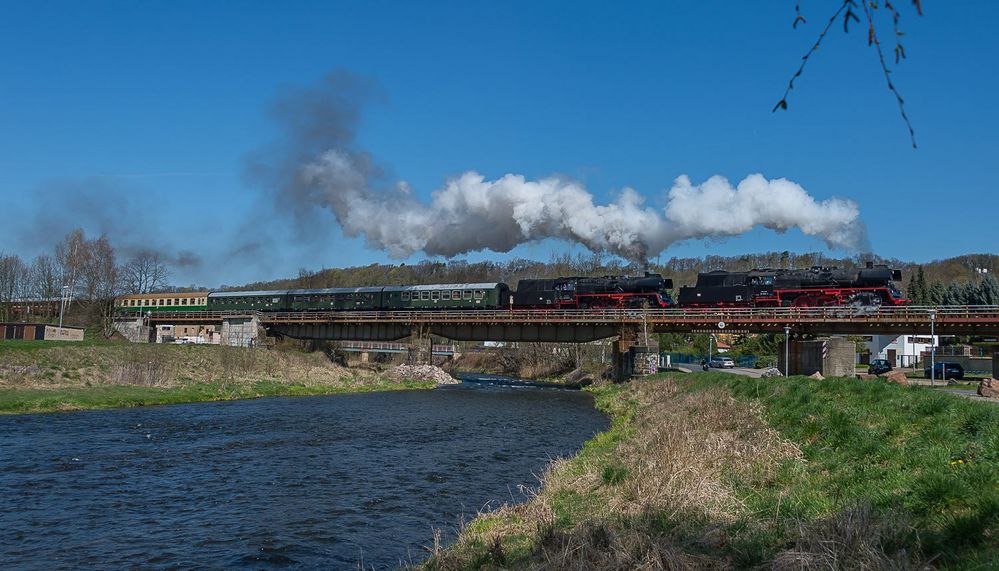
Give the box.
[0,384,607,569]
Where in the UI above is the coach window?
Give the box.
[452,290,461,299]
[401,292,410,301]
[442,291,451,300]
[421,291,430,300]
[462,290,472,300]
[431,291,440,301]
[474,290,484,300]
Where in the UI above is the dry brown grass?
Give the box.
[424,377,804,570]
[770,503,927,571]
[0,343,374,390]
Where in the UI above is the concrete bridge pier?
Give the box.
[221,316,260,347]
[612,325,640,383]
[114,317,152,343]
[407,324,434,365]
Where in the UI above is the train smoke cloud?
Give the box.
[255,71,869,262]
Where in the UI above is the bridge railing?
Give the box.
[116,305,999,324]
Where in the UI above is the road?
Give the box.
[672,365,765,378]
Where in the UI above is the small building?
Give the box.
[864,334,938,368]
[1,323,85,342]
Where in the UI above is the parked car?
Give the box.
[868,359,893,375]
[709,356,736,369]
[924,362,965,380]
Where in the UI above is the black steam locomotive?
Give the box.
[677,263,909,308]
[513,273,674,309]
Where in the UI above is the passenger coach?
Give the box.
[117,292,210,313]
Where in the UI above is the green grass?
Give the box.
[0,337,118,354]
[688,373,999,568]
[0,379,436,414]
[426,373,999,569]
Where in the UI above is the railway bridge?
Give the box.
[119,306,999,379]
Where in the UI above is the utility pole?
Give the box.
[784,325,791,377]
[929,309,936,387]
[708,333,714,367]
[58,285,69,328]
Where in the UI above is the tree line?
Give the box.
[906,266,999,306]
[0,229,172,335]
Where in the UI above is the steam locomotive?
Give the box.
[677,263,909,308]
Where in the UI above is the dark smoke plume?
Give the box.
[19,177,203,269]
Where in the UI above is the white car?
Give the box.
[709,357,735,368]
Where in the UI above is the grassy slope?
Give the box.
[424,373,998,569]
[0,340,435,414]
[0,379,434,414]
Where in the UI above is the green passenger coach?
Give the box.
[207,290,290,311]
[286,287,383,311]
[383,283,510,310]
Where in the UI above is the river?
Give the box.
[0,382,608,569]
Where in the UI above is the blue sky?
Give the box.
[1,1,996,287]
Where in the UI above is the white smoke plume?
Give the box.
[253,71,869,263]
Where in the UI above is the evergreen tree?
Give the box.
[981,274,999,306]
[914,266,928,304]
[907,274,918,302]
[964,280,983,305]
[947,283,960,305]
[928,281,946,305]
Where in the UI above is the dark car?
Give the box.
[868,359,892,375]
[924,362,964,380]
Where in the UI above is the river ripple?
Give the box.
[0,383,607,569]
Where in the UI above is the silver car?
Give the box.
[709,357,736,368]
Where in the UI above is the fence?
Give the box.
[661,352,760,368]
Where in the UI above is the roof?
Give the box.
[208,290,288,298]
[287,287,384,295]
[118,291,211,299]
[383,283,506,292]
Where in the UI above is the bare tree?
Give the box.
[24,255,59,319]
[774,1,922,147]
[30,255,59,300]
[0,254,29,321]
[122,250,171,293]
[54,228,86,307]
[80,235,122,338]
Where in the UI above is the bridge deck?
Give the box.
[120,306,999,336]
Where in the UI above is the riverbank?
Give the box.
[423,372,999,569]
[0,341,438,414]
